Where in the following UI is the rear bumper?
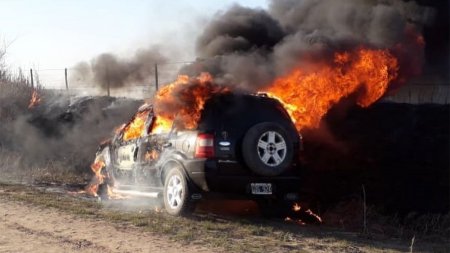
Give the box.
[204,175,301,200]
[183,158,301,200]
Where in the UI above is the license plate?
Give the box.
[251,183,272,195]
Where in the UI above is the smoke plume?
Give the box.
[180,0,433,91]
[0,91,143,174]
[73,46,168,90]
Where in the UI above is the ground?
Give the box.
[0,182,448,253]
[0,197,210,253]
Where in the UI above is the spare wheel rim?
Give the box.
[257,131,287,167]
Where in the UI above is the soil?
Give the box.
[0,199,213,253]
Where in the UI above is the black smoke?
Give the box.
[196,5,285,58]
[180,0,435,91]
[73,46,167,90]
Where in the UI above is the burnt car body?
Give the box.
[98,93,303,215]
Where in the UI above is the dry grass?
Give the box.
[0,149,88,185]
[0,182,448,253]
[0,73,37,121]
[322,196,450,243]
[0,54,41,154]
[0,58,92,179]
[368,209,450,239]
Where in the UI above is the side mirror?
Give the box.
[163,142,172,148]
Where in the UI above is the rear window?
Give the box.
[197,94,292,132]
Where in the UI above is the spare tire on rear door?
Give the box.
[242,122,294,176]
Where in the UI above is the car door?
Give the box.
[116,142,137,170]
[133,114,169,186]
[114,109,152,171]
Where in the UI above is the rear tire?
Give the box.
[163,166,195,216]
[242,122,294,176]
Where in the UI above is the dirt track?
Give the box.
[0,199,213,253]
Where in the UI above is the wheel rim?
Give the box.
[257,131,287,167]
[166,174,183,209]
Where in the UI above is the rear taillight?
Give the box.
[195,133,215,158]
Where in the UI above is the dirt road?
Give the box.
[0,183,448,253]
[0,199,213,253]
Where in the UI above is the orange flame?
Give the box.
[28,89,41,109]
[265,48,399,131]
[122,110,150,141]
[84,156,106,197]
[113,73,229,138]
[286,203,323,225]
[151,116,172,134]
[152,72,229,133]
[82,154,127,199]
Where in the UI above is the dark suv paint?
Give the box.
[98,93,302,215]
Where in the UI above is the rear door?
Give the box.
[199,95,256,175]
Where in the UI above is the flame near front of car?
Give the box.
[122,110,150,141]
[84,156,106,197]
[151,116,172,134]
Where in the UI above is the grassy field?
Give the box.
[0,181,448,253]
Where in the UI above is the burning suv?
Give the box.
[96,93,302,216]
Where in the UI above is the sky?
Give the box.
[0,0,267,88]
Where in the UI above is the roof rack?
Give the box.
[255,92,268,97]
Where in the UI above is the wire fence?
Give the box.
[383,84,450,104]
[30,61,192,99]
[22,65,450,104]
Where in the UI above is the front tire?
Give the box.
[163,166,195,216]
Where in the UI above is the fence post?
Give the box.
[30,69,34,88]
[107,80,110,97]
[65,68,69,91]
[106,66,110,97]
[154,63,159,92]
